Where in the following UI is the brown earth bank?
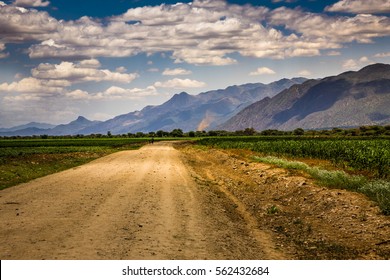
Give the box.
[0,141,389,260]
[176,142,390,259]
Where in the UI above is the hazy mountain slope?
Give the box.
[0,116,102,136]
[220,64,390,131]
[80,78,306,134]
[0,122,56,132]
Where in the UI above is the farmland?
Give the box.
[197,136,390,214]
[2,135,390,213]
[1,138,390,259]
[198,136,390,179]
[0,138,149,190]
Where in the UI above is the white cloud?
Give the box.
[154,78,206,89]
[31,60,138,84]
[64,86,158,101]
[327,50,341,56]
[0,43,8,58]
[172,49,238,65]
[90,112,112,121]
[0,3,58,43]
[0,77,69,93]
[162,68,192,76]
[326,0,390,14]
[374,52,390,58]
[14,0,50,7]
[18,0,328,64]
[79,59,101,69]
[65,89,90,100]
[115,66,127,73]
[0,0,389,67]
[249,67,276,76]
[342,56,373,70]
[101,86,158,99]
[342,59,359,69]
[4,94,42,102]
[0,59,139,103]
[298,70,311,76]
[269,7,390,45]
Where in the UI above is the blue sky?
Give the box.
[0,0,390,127]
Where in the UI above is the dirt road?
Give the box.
[0,142,282,260]
[1,141,389,260]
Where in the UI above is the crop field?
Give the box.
[198,136,390,179]
[0,138,149,190]
[198,136,390,214]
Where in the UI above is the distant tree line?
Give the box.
[1,125,389,140]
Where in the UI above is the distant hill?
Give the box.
[219,63,390,131]
[0,116,102,136]
[79,78,306,134]
[0,122,55,133]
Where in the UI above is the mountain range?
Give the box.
[1,63,389,136]
[220,63,390,131]
[0,78,305,136]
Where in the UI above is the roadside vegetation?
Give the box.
[253,156,390,215]
[0,138,148,190]
[197,128,390,215]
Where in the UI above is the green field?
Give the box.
[0,138,149,190]
[198,136,390,179]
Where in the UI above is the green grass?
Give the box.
[197,136,390,214]
[253,156,390,215]
[198,136,390,179]
[0,138,148,190]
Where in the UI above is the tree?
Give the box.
[170,128,184,137]
[293,128,305,136]
[243,127,256,136]
[156,130,165,137]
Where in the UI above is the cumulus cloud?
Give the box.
[269,7,390,45]
[1,0,389,66]
[16,0,335,64]
[0,43,8,58]
[327,50,341,56]
[249,67,276,76]
[326,0,390,14]
[154,78,206,89]
[31,60,138,83]
[115,66,127,73]
[162,68,192,76]
[342,56,372,70]
[298,70,311,76]
[14,0,50,7]
[0,59,139,104]
[66,86,158,100]
[374,52,390,58]
[0,77,69,93]
[0,3,58,43]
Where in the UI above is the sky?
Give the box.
[0,0,390,127]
